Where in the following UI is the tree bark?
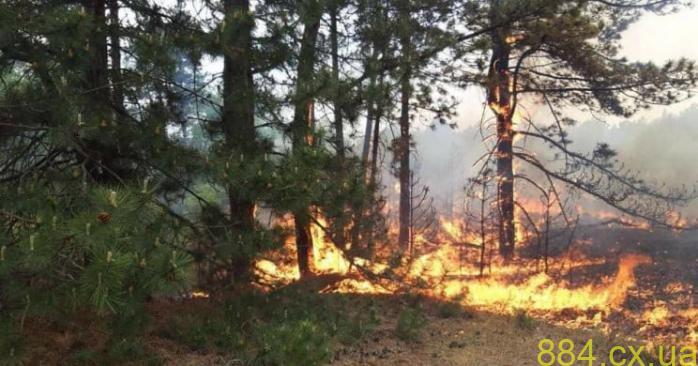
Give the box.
[80,0,123,183]
[329,1,347,249]
[361,44,380,169]
[84,0,110,115]
[108,0,124,113]
[369,70,386,191]
[330,2,344,157]
[222,0,256,281]
[397,3,412,250]
[291,0,322,277]
[487,9,516,258]
[361,99,374,166]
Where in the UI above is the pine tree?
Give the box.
[290,0,324,277]
[473,0,697,257]
[220,0,259,282]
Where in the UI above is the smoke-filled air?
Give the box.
[0,0,696,365]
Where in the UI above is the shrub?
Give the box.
[0,322,25,366]
[395,306,427,342]
[437,301,465,319]
[336,306,380,345]
[0,185,192,359]
[514,309,536,330]
[255,319,331,366]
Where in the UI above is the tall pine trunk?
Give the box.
[292,0,322,277]
[108,0,123,113]
[84,0,110,117]
[81,0,120,183]
[487,18,516,258]
[330,4,344,157]
[368,75,384,189]
[361,39,381,170]
[397,1,412,250]
[361,84,375,167]
[330,2,346,249]
[222,0,257,281]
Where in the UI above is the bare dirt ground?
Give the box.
[330,303,613,366]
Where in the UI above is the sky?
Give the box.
[618,2,698,120]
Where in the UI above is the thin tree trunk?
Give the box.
[369,74,384,189]
[330,2,347,249]
[292,0,322,277]
[408,170,414,255]
[397,41,412,250]
[81,0,119,183]
[330,3,344,157]
[361,44,380,168]
[479,180,487,277]
[108,0,123,112]
[361,79,376,167]
[487,3,515,258]
[222,0,256,282]
[84,0,110,114]
[544,190,551,273]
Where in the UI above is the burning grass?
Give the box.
[254,215,698,349]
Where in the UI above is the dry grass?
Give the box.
[22,283,687,365]
[329,299,626,366]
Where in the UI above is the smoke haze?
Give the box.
[393,104,698,222]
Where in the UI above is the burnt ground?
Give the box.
[564,226,698,289]
[525,226,697,343]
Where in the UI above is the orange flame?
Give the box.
[254,212,694,344]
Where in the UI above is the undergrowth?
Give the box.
[155,289,382,366]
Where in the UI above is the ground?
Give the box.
[150,295,651,366]
[21,226,697,365]
[330,302,612,366]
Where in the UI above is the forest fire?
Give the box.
[5,0,698,363]
[438,254,650,312]
[255,212,696,345]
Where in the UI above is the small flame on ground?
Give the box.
[190,291,209,299]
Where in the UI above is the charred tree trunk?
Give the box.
[397,2,412,250]
[222,0,257,282]
[292,0,322,277]
[487,25,516,258]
